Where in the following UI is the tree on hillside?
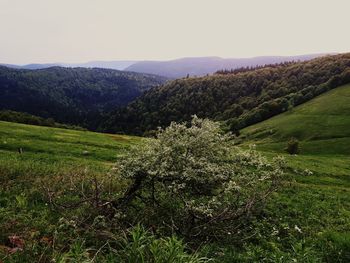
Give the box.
[285,137,300,155]
[113,116,285,239]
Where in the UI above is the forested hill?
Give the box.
[102,53,350,135]
[0,66,167,129]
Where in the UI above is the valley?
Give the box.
[0,66,167,130]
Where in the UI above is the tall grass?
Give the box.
[51,225,210,263]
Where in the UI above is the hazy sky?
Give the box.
[1,0,349,64]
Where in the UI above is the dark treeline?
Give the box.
[0,66,167,130]
[0,110,85,130]
[215,61,296,75]
[102,54,350,135]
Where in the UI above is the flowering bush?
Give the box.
[113,116,285,239]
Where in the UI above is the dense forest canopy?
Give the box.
[0,66,167,129]
[102,53,350,135]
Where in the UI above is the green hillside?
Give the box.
[0,121,140,261]
[232,85,350,262]
[0,121,140,173]
[103,53,350,135]
[242,83,350,156]
[1,105,349,261]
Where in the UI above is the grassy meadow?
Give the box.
[232,84,350,261]
[0,121,141,262]
[242,83,350,156]
[0,120,140,169]
[1,86,350,262]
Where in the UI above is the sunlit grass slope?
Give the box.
[216,85,350,261]
[0,121,140,173]
[242,83,350,156]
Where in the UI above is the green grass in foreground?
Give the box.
[225,84,350,262]
[1,83,350,263]
[0,121,141,262]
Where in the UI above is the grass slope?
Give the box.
[0,120,139,167]
[222,85,350,262]
[242,83,350,156]
[0,121,141,261]
[1,87,350,263]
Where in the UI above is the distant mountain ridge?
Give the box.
[0,61,137,71]
[1,54,331,77]
[125,54,332,78]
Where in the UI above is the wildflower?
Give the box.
[294,225,302,233]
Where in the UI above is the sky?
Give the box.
[0,0,349,64]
